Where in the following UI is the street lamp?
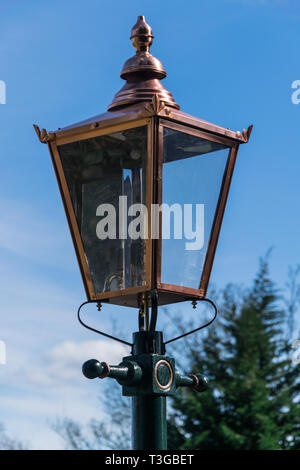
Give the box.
[34,15,252,450]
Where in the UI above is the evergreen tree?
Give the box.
[168,259,300,450]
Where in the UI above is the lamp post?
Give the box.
[34,15,252,450]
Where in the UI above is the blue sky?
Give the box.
[0,0,299,449]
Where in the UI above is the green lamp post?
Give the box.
[34,15,252,450]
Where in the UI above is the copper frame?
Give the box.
[35,98,251,308]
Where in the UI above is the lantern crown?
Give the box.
[108,15,179,111]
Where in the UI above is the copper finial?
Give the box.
[130,15,154,53]
[108,15,179,111]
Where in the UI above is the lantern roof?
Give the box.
[33,15,252,145]
[34,100,252,145]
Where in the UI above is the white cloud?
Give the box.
[0,338,130,449]
[0,338,129,388]
[29,339,130,387]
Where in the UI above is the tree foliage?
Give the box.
[168,258,300,450]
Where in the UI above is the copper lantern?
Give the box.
[34,16,252,310]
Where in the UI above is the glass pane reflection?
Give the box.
[161,127,230,289]
[58,126,148,294]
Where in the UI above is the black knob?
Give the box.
[192,374,208,392]
[82,359,104,379]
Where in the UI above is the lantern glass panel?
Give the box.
[161,127,230,289]
[57,126,148,295]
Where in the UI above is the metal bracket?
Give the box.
[77,300,132,347]
[164,297,218,345]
